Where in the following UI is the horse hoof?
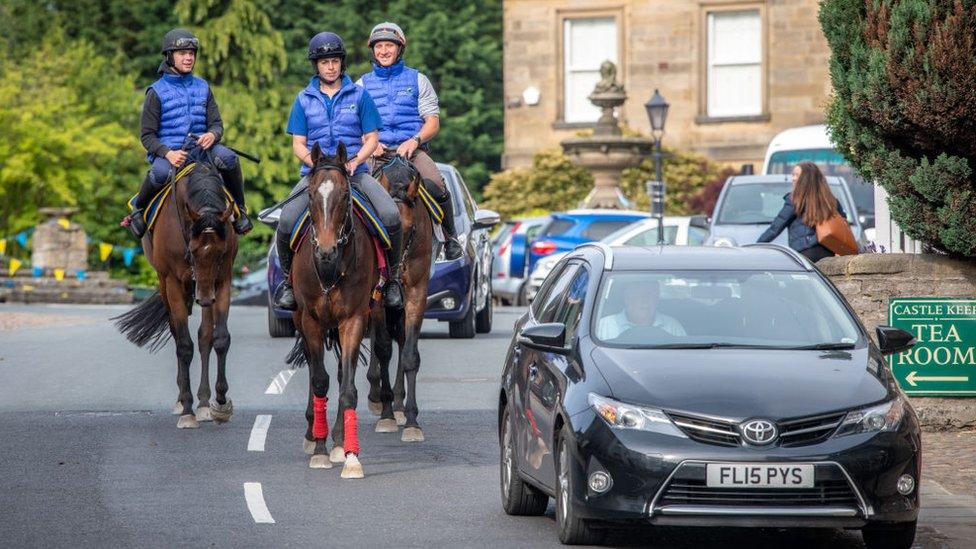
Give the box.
[375,419,398,433]
[340,454,364,479]
[172,401,184,415]
[177,414,199,429]
[329,446,346,463]
[309,454,333,469]
[394,411,406,426]
[303,438,315,455]
[211,400,234,424]
[195,406,213,422]
[368,400,383,416]
[401,427,425,442]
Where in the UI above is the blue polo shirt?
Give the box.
[286,82,382,138]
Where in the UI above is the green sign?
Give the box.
[888,298,976,396]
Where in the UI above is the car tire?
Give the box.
[449,297,476,339]
[861,521,916,549]
[476,285,493,334]
[267,304,295,338]
[516,281,528,307]
[556,426,604,545]
[499,406,548,516]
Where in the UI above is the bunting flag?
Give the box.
[53,268,65,281]
[76,270,87,281]
[32,266,44,278]
[8,258,22,276]
[99,242,114,262]
[123,247,137,266]
[0,239,6,255]
[57,218,71,229]
[15,231,29,248]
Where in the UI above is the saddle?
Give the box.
[373,156,444,225]
[127,163,240,234]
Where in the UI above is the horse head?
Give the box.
[375,155,420,204]
[183,163,235,307]
[307,142,352,288]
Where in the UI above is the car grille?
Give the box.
[665,410,846,448]
[656,463,860,509]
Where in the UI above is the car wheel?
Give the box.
[499,406,548,516]
[861,521,916,549]
[516,281,528,307]
[449,297,476,339]
[476,285,493,334]
[267,303,295,338]
[556,426,604,545]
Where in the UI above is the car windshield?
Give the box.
[592,271,861,349]
[717,182,855,225]
[767,149,874,216]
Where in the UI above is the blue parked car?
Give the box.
[265,163,499,339]
[491,216,549,306]
[527,209,650,274]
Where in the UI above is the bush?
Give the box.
[481,149,592,219]
[820,0,976,256]
[620,150,736,215]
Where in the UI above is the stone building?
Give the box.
[503,0,832,170]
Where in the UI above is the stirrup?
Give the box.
[274,281,297,310]
[443,238,463,260]
[122,211,147,239]
[383,281,404,309]
[233,213,253,235]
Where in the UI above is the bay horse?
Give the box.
[286,142,378,478]
[367,155,434,443]
[114,146,238,429]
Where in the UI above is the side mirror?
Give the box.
[689,214,709,230]
[519,323,569,354]
[474,209,501,230]
[876,326,916,355]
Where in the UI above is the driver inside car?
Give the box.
[595,279,686,341]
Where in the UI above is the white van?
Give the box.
[762,124,876,231]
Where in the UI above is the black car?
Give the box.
[498,243,920,547]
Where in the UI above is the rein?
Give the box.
[308,163,357,295]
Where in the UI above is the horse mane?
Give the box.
[184,164,228,239]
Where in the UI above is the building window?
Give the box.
[563,17,617,123]
[706,9,762,118]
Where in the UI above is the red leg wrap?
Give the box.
[343,408,360,456]
[312,396,329,439]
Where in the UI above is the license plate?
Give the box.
[706,463,814,488]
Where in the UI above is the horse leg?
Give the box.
[366,318,383,416]
[301,316,331,469]
[330,336,347,464]
[164,277,197,429]
[210,284,234,423]
[194,305,214,422]
[369,316,397,433]
[400,318,424,442]
[392,354,407,426]
[337,315,367,479]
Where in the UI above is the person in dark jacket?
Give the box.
[757,161,844,262]
[122,28,251,238]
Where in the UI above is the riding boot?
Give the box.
[121,172,159,239]
[221,164,252,235]
[273,228,297,310]
[383,225,405,309]
[429,181,463,260]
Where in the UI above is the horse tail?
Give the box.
[285,334,308,369]
[112,291,171,352]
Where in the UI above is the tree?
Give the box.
[820,0,976,256]
[481,150,593,218]
[619,151,736,215]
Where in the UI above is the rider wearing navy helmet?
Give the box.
[358,22,463,260]
[273,31,405,310]
[123,28,252,238]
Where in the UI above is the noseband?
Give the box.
[308,162,356,293]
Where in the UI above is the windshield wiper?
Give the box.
[790,342,857,350]
[633,342,790,350]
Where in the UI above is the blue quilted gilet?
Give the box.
[148,73,209,160]
[297,76,366,176]
[361,61,422,146]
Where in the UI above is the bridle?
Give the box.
[308,162,356,294]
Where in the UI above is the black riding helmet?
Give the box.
[161,28,200,54]
[307,32,347,75]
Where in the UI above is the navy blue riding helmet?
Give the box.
[307,32,347,73]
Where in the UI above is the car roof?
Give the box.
[727,174,846,187]
[554,209,651,219]
[765,124,833,152]
[571,244,811,272]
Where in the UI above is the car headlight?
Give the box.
[712,237,737,247]
[835,397,906,437]
[588,393,686,437]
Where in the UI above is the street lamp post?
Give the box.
[644,89,670,245]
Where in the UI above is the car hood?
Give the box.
[589,345,889,420]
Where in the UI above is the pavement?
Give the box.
[0,303,973,548]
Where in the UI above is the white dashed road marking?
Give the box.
[265,369,296,395]
[243,482,275,524]
[248,415,272,452]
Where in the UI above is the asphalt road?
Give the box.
[0,303,972,548]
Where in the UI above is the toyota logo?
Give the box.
[740,419,778,445]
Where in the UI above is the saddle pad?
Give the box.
[417,185,444,225]
[289,188,392,252]
[128,163,240,233]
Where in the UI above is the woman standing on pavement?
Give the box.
[757,161,846,262]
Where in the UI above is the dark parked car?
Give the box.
[499,243,921,547]
[265,163,499,339]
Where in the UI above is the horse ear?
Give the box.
[336,141,348,165]
[311,142,323,165]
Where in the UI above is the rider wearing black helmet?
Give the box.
[122,28,252,238]
[272,31,405,311]
[358,22,463,261]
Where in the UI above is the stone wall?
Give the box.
[503,0,832,169]
[819,254,976,431]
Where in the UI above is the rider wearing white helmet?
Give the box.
[358,22,463,260]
